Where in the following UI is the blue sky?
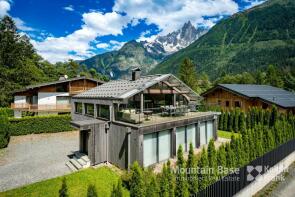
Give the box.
[0,0,265,62]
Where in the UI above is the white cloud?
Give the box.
[63,5,74,12]
[113,0,239,35]
[0,0,10,17]
[244,0,265,9]
[109,40,126,50]
[33,11,130,62]
[33,0,241,62]
[13,17,35,31]
[96,43,109,48]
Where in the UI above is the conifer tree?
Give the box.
[59,178,68,197]
[159,164,169,197]
[223,111,228,131]
[178,58,198,92]
[207,139,218,184]
[239,111,246,132]
[216,144,227,177]
[186,143,198,195]
[270,106,278,127]
[246,112,251,129]
[87,184,98,197]
[111,179,123,197]
[146,176,160,197]
[219,111,224,130]
[198,148,209,191]
[241,131,250,164]
[166,160,175,197]
[225,143,235,168]
[234,108,240,132]
[175,145,189,197]
[130,161,145,197]
[229,110,234,132]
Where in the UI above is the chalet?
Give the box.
[201,84,295,114]
[70,68,219,169]
[11,76,104,118]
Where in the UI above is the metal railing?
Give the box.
[196,138,295,197]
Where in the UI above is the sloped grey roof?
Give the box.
[74,74,201,102]
[218,84,295,108]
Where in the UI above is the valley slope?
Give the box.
[151,0,295,79]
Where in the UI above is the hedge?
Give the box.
[0,112,10,148]
[0,107,14,117]
[9,115,74,136]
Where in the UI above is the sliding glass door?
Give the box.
[200,122,206,146]
[143,130,171,167]
[158,130,171,162]
[143,133,157,167]
[207,121,214,143]
[186,124,196,150]
[176,127,186,151]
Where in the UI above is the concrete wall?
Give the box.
[38,92,69,105]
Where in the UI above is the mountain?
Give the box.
[150,0,295,79]
[79,22,206,79]
[142,21,207,55]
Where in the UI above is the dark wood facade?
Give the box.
[202,87,293,114]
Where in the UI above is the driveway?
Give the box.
[0,131,79,192]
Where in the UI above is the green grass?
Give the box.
[0,167,129,197]
[217,130,241,139]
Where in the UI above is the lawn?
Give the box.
[0,167,129,197]
[217,130,241,139]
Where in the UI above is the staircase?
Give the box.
[66,152,91,172]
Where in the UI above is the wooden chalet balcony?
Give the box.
[11,103,71,112]
[69,86,94,95]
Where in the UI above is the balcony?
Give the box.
[69,86,94,95]
[115,106,215,126]
[11,103,71,112]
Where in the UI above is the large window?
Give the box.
[206,121,214,143]
[85,103,94,116]
[176,127,186,151]
[200,122,206,146]
[97,104,110,120]
[75,102,82,114]
[186,124,196,150]
[143,130,171,167]
[158,130,171,162]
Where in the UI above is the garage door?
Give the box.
[200,122,206,146]
[158,130,171,162]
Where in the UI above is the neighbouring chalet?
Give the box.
[70,68,219,169]
[11,76,104,118]
[201,84,295,114]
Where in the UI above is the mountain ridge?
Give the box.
[79,21,206,79]
[150,0,295,78]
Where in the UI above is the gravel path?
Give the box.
[0,131,79,192]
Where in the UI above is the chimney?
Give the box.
[131,67,141,81]
[59,75,68,81]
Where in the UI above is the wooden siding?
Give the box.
[108,123,130,169]
[203,88,289,113]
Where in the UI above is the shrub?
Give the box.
[59,178,68,197]
[9,115,73,136]
[87,184,98,197]
[0,108,14,117]
[0,111,10,148]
